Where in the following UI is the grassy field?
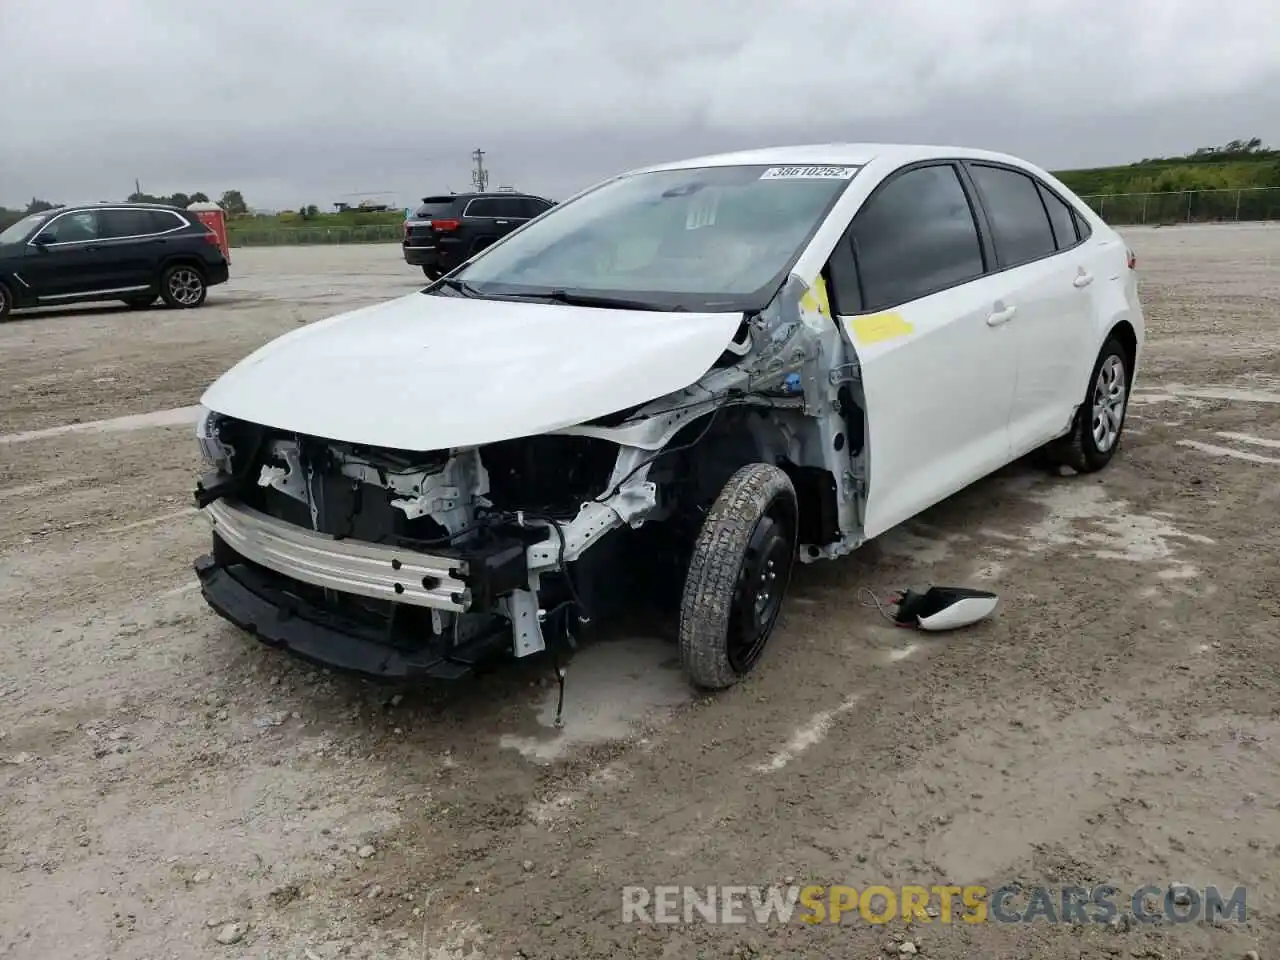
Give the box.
[227,209,405,246]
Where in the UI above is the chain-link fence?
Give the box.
[229,223,402,247]
[1078,186,1280,225]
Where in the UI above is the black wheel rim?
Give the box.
[726,502,796,675]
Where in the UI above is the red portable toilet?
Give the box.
[186,201,231,263]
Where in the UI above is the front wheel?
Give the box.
[678,463,799,690]
[1043,336,1131,473]
[0,281,12,321]
[422,265,444,281]
[160,265,207,309]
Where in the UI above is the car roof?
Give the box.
[623,142,1040,176]
[45,201,189,213]
[418,192,550,203]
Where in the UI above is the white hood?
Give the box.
[200,291,744,451]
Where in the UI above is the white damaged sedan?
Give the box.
[191,143,1144,689]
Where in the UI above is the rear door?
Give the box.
[827,161,1017,539]
[962,162,1098,454]
[465,196,530,238]
[97,208,175,289]
[23,209,104,297]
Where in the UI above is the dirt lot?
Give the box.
[2,228,1278,960]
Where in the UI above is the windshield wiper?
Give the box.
[537,289,684,311]
[433,277,483,298]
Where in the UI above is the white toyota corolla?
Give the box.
[191,143,1143,690]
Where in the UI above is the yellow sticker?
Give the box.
[849,312,913,344]
[799,275,830,318]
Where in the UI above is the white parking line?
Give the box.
[159,582,201,599]
[1215,431,1280,450]
[1176,440,1280,465]
[102,508,199,535]
[0,406,202,445]
[754,694,862,773]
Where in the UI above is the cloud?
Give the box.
[1,0,1276,210]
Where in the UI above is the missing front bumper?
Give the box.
[206,498,472,611]
[193,552,510,680]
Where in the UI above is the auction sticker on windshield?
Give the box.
[760,166,859,180]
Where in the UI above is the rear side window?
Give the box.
[467,197,527,218]
[521,198,553,217]
[465,198,499,217]
[413,198,458,219]
[1037,184,1080,250]
[968,164,1057,267]
[100,209,158,238]
[849,163,986,311]
[150,210,186,232]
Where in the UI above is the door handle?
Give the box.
[1073,271,1094,288]
[986,305,1017,327]
[495,220,508,225]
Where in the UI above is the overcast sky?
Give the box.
[2,0,1277,212]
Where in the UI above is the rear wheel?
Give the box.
[1043,336,1131,473]
[678,463,798,690]
[0,281,12,321]
[160,265,207,309]
[422,265,443,280]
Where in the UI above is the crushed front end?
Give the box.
[191,410,637,680]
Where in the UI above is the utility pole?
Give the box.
[134,178,141,198]
[471,149,489,193]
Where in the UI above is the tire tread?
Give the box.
[678,463,796,690]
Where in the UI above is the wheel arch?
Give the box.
[158,254,208,280]
[1104,319,1138,385]
[657,407,841,549]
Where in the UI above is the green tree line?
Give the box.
[1054,138,1280,196]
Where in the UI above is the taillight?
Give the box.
[431,218,461,232]
[1126,248,1136,270]
[203,229,220,247]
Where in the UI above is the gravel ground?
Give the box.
[1,228,1278,960]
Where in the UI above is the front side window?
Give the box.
[41,211,100,244]
[448,164,860,311]
[968,164,1057,267]
[0,212,51,244]
[850,163,986,311]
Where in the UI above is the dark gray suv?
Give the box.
[0,203,230,320]
[402,192,555,279]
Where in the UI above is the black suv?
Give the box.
[0,203,230,320]
[402,192,555,279]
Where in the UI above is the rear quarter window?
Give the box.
[967,163,1057,267]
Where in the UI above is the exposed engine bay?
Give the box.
[191,272,871,684]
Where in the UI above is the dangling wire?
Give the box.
[858,587,902,624]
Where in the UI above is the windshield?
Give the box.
[0,212,50,244]
[447,163,860,312]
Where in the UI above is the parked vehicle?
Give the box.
[0,203,230,319]
[402,192,555,279]
[192,144,1143,690]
